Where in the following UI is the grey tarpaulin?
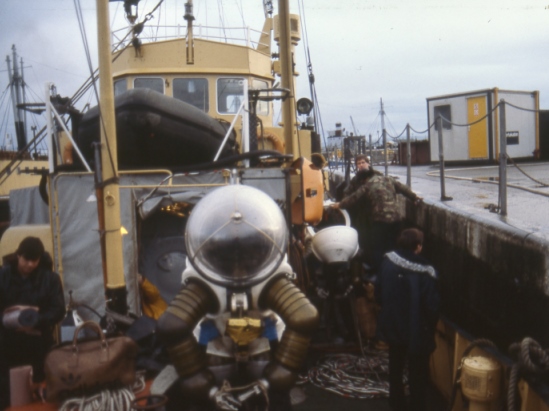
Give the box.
[47,171,228,319]
[9,186,49,226]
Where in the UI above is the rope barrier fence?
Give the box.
[326,100,547,215]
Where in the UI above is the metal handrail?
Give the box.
[111,24,270,51]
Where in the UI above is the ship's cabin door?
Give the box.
[467,96,488,159]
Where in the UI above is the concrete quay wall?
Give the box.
[401,197,549,349]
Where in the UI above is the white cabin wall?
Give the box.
[498,91,537,159]
[429,97,474,162]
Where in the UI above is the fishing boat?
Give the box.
[2,0,327,409]
[0,46,50,240]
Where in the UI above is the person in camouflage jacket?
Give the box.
[333,155,421,271]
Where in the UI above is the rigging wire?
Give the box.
[298,0,327,148]
[73,0,100,112]
[153,2,162,41]
[111,1,121,27]
[0,85,11,147]
[217,0,228,41]
[383,115,401,140]
[365,111,381,138]
[236,0,246,28]
[21,80,48,152]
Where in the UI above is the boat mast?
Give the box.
[278,0,299,158]
[380,98,388,174]
[6,45,26,152]
[96,0,127,314]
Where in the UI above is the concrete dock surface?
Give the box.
[377,161,549,240]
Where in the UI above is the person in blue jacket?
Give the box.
[0,237,65,408]
[375,228,440,411]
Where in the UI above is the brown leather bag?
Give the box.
[44,320,138,402]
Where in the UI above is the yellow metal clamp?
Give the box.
[226,317,263,346]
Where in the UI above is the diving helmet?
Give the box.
[311,205,358,264]
[311,226,359,264]
[185,184,288,287]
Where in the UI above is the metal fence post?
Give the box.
[438,116,452,201]
[498,100,507,216]
[406,123,411,188]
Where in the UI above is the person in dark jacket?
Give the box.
[333,155,422,271]
[332,155,379,264]
[0,237,66,409]
[375,228,439,411]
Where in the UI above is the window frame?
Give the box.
[216,77,246,115]
[172,77,209,112]
[133,77,165,94]
[113,79,127,96]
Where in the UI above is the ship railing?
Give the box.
[111,24,270,51]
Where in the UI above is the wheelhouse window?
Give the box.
[173,78,209,112]
[252,79,269,116]
[134,77,164,94]
[434,105,452,130]
[113,79,127,96]
[217,78,244,114]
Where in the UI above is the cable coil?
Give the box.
[298,352,392,399]
[507,337,549,411]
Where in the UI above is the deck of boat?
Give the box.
[293,344,448,411]
[9,161,549,411]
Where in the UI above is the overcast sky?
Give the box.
[1,0,547,148]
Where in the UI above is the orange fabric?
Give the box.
[140,278,168,320]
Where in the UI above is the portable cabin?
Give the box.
[427,88,539,163]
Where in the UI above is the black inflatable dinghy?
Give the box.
[76,88,238,170]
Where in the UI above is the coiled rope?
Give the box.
[59,387,135,411]
[59,371,146,411]
[298,352,391,399]
[507,337,549,411]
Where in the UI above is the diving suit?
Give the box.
[157,184,319,410]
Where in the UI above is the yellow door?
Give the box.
[467,96,488,159]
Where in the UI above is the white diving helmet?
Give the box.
[185,184,288,287]
[311,206,359,264]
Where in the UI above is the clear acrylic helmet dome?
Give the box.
[185,184,288,287]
